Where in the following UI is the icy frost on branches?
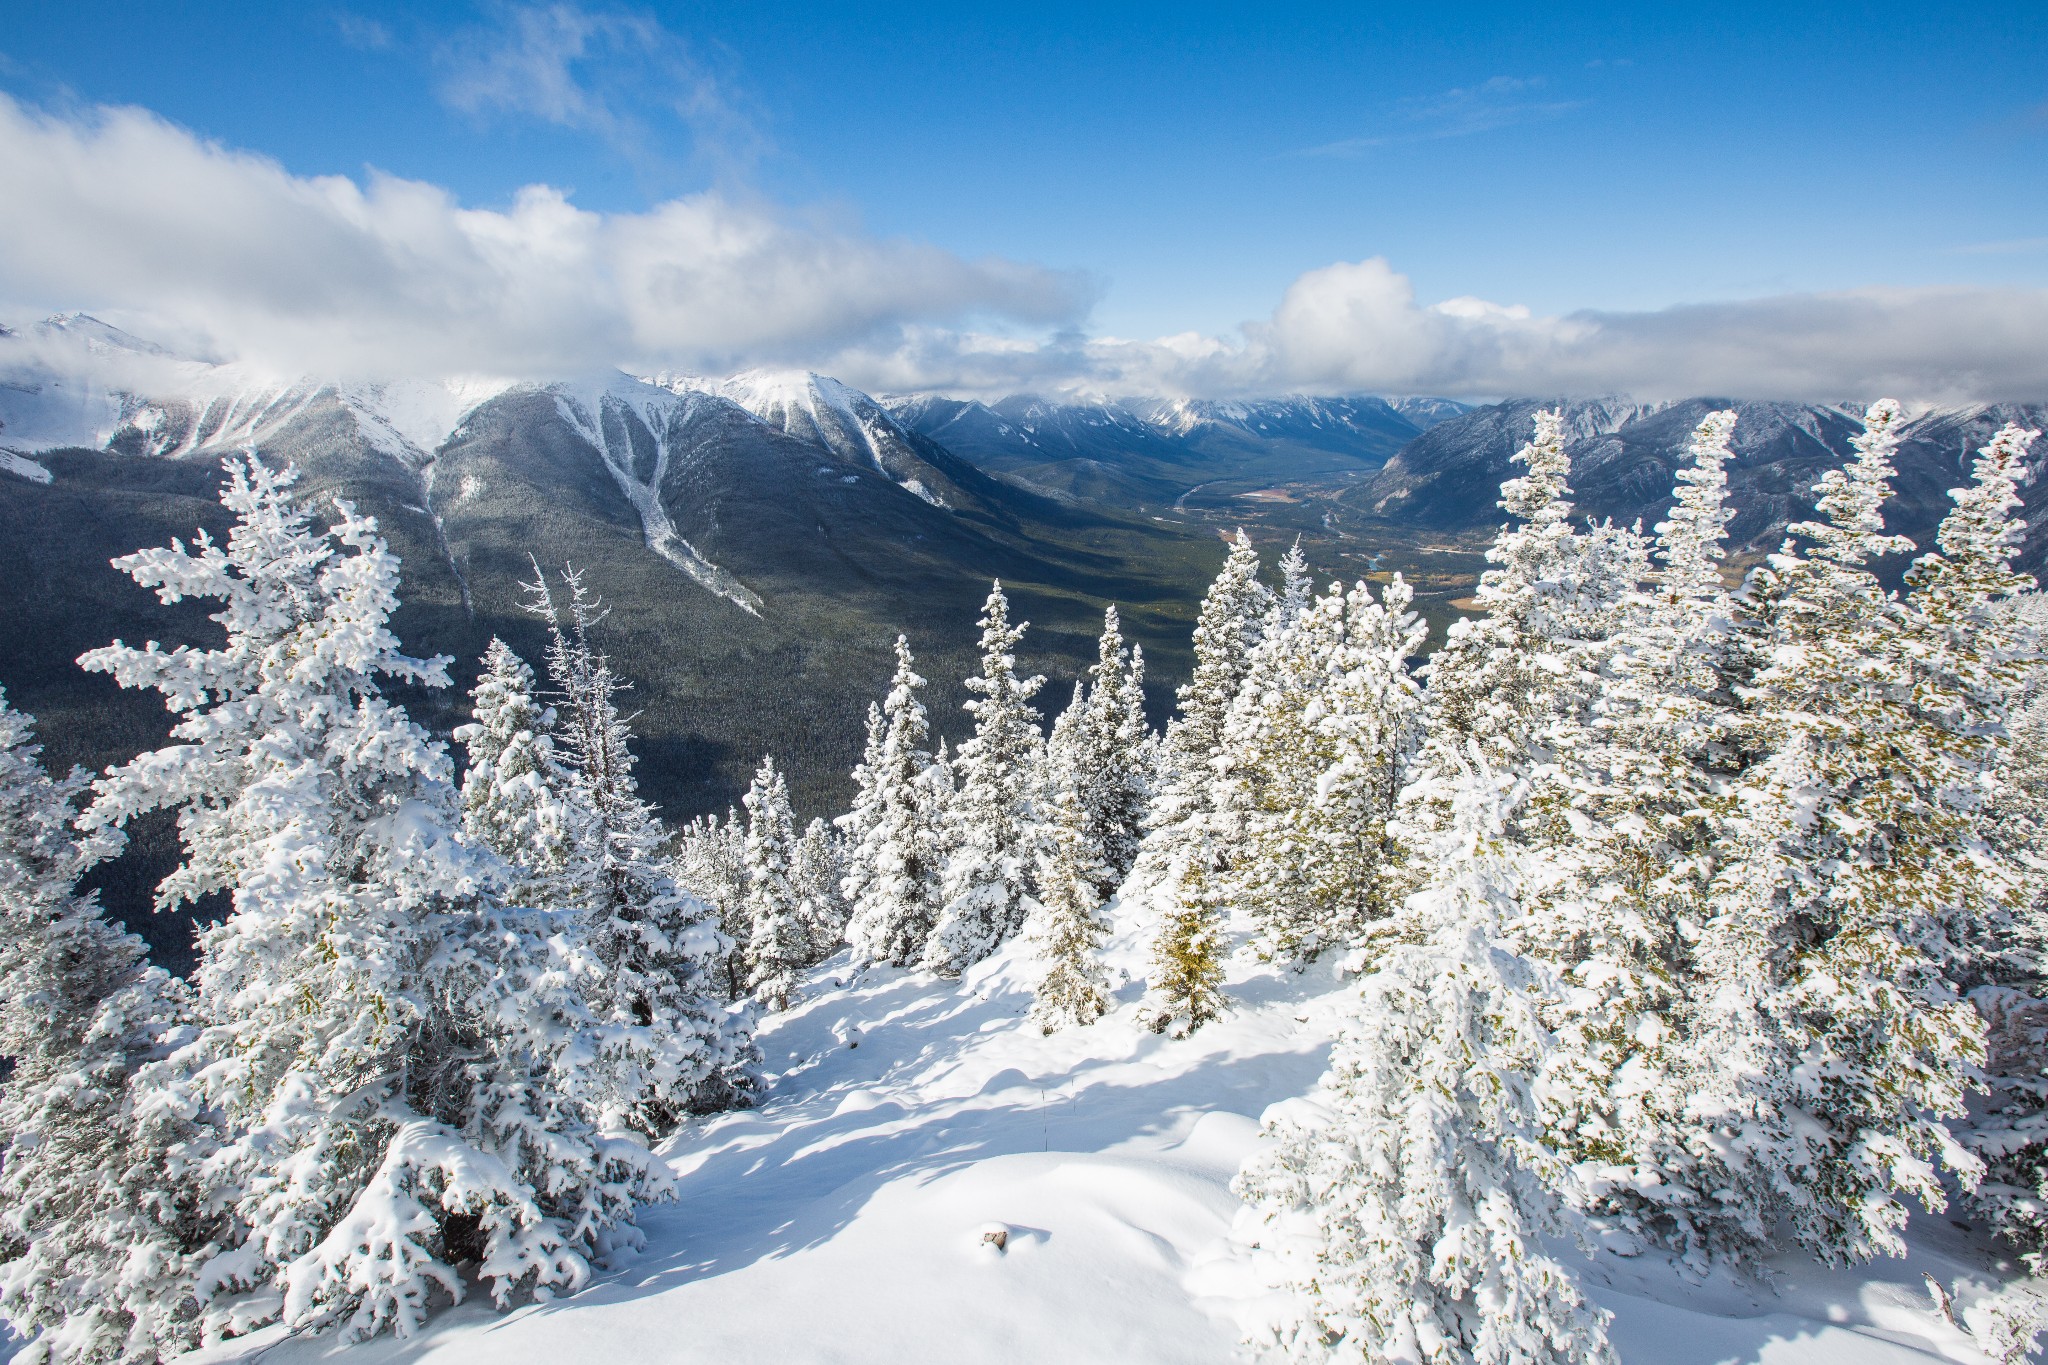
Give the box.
[842,637,949,968]
[75,455,670,1344]
[524,564,759,1124]
[1233,755,1613,1365]
[925,583,1045,977]
[0,687,223,1365]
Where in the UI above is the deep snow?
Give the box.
[183,905,2040,1365]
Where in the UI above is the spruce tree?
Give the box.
[1216,574,1427,964]
[1694,400,2003,1263]
[835,702,888,939]
[1908,422,2048,1263]
[790,816,850,964]
[0,687,224,1365]
[1232,755,1614,1365]
[1075,605,1150,897]
[926,584,1046,976]
[742,756,807,1012]
[78,455,668,1341]
[527,565,758,1124]
[1141,530,1269,881]
[673,808,751,999]
[1265,535,1313,637]
[1528,411,1746,1263]
[1028,741,1112,1034]
[1419,410,1633,770]
[1140,859,1231,1038]
[454,638,586,908]
[843,637,946,968]
[1131,534,1267,1035]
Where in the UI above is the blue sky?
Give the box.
[2,1,2044,397]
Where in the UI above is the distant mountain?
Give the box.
[8,317,2045,967]
[884,393,1464,507]
[1347,396,2048,573]
[0,322,1236,958]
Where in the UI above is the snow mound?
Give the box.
[183,902,2038,1365]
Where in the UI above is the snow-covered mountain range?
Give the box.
[6,309,2046,873]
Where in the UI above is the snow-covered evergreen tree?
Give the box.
[0,687,225,1365]
[1140,530,1268,879]
[454,638,586,908]
[77,454,669,1343]
[1129,534,1268,1035]
[834,702,888,938]
[1420,410,1634,769]
[1902,422,2048,1264]
[1526,411,1747,1262]
[527,564,758,1124]
[1074,605,1150,896]
[1027,742,1112,1034]
[1232,753,1613,1365]
[925,584,1046,976]
[673,809,750,999]
[789,817,849,964]
[741,756,806,1012]
[1139,859,1231,1039]
[1692,400,2006,1264]
[1218,574,1427,964]
[843,636,947,968]
[1265,536,1313,637]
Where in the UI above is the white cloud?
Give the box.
[437,2,764,177]
[1,94,2041,404]
[0,94,1092,381]
[816,259,2048,405]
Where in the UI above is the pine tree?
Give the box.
[926,584,1046,976]
[527,564,758,1125]
[77,454,668,1342]
[1027,742,1112,1034]
[843,636,946,968]
[0,687,225,1365]
[741,756,807,1012]
[1420,410,1634,770]
[790,816,850,964]
[1232,754,1614,1365]
[454,638,586,908]
[1140,530,1269,881]
[1217,575,1427,964]
[1527,411,1748,1263]
[1074,605,1151,896]
[1129,535,1267,1036]
[1693,400,2003,1264]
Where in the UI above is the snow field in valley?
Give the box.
[187,899,2035,1365]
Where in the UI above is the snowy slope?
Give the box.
[545,374,765,614]
[186,900,2039,1365]
[656,369,951,507]
[0,315,512,467]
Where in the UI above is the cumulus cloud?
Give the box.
[1,94,2041,403]
[0,93,1092,380]
[815,258,2048,405]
